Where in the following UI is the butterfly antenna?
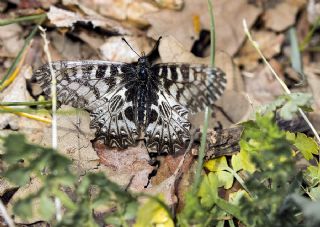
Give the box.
[146,36,162,57]
[121,37,141,57]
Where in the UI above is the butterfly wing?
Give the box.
[144,90,191,155]
[32,60,139,148]
[152,63,227,114]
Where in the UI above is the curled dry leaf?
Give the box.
[47,6,135,35]
[146,0,261,55]
[263,1,302,31]
[66,0,159,27]
[235,30,285,71]
[99,36,154,63]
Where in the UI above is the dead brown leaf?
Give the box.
[146,0,261,55]
[305,64,320,110]
[66,0,159,27]
[47,6,136,35]
[235,30,285,71]
[99,36,154,62]
[263,0,303,31]
[244,61,284,104]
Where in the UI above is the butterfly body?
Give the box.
[32,41,226,157]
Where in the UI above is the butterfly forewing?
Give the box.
[152,63,226,113]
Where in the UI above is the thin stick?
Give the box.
[0,200,15,227]
[242,19,320,158]
[39,26,61,221]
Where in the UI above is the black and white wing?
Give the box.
[32,60,139,148]
[145,90,191,155]
[152,63,226,114]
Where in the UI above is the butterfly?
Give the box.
[32,37,226,159]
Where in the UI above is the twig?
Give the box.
[0,200,15,227]
[242,19,320,160]
[39,26,61,221]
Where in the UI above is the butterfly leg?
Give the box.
[144,150,161,188]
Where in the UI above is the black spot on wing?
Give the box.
[170,66,178,80]
[96,65,107,78]
[125,106,134,121]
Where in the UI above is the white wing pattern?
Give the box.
[152,63,226,114]
[32,59,226,156]
[32,60,139,148]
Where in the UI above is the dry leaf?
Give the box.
[235,30,285,70]
[305,64,320,110]
[94,140,153,191]
[244,61,284,104]
[99,36,154,62]
[146,0,261,55]
[68,0,159,27]
[0,66,34,130]
[0,24,24,57]
[263,1,299,31]
[39,106,97,176]
[47,6,135,35]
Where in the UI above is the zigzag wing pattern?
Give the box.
[32,60,139,148]
[145,90,191,155]
[152,63,227,114]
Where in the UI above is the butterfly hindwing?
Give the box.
[145,90,191,155]
[152,63,226,113]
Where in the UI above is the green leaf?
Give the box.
[134,196,174,227]
[198,172,218,208]
[305,164,320,186]
[39,194,55,220]
[256,93,313,120]
[216,170,234,189]
[13,198,33,218]
[231,150,256,173]
[204,156,229,172]
[287,132,319,160]
[4,167,31,186]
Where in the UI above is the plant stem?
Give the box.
[0,14,46,26]
[193,0,216,192]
